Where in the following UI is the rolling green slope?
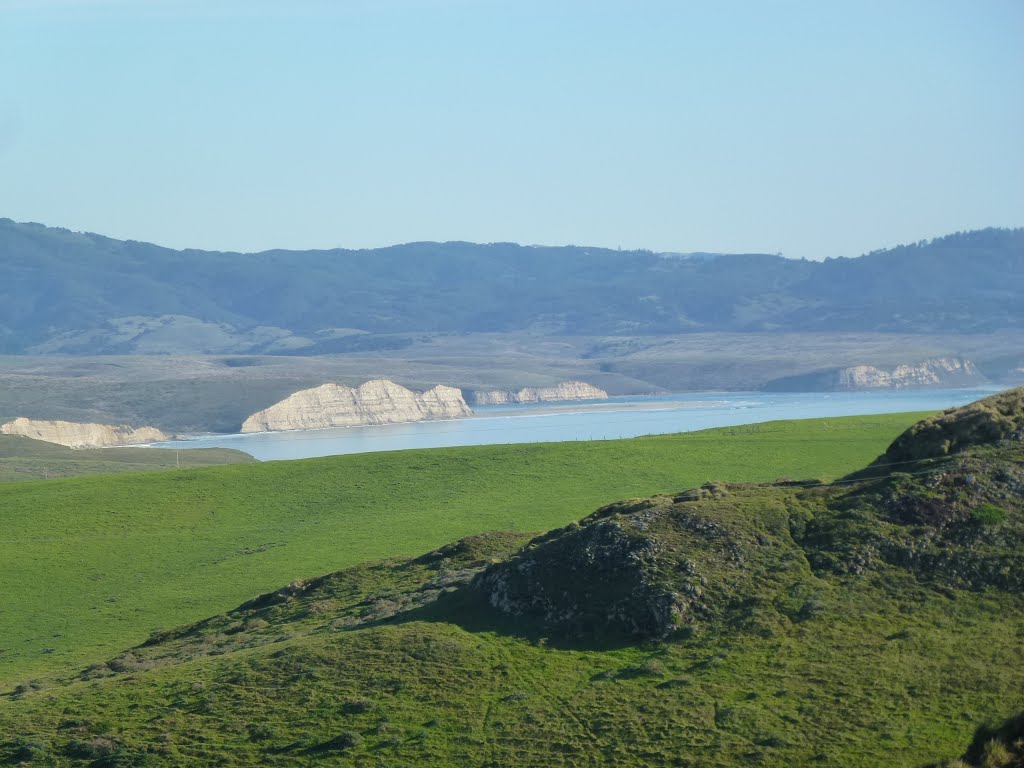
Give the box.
[0,434,253,482]
[0,413,922,683]
[1,394,1021,768]
[5,582,1020,768]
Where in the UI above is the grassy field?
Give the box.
[0,413,925,685]
[0,434,253,482]
[1,430,1021,767]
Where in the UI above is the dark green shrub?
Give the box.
[972,504,1007,526]
[341,697,375,714]
[66,737,119,760]
[9,737,50,762]
[11,680,45,698]
[796,597,825,621]
[247,723,278,742]
[91,753,149,768]
[639,658,667,677]
[320,730,362,751]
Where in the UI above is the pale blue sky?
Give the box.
[1,0,1021,258]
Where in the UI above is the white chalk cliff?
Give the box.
[473,381,609,405]
[835,357,982,389]
[241,379,473,433]
[762,356,986,392]
[0,417,169,449]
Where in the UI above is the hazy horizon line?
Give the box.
[4,215,1022,263]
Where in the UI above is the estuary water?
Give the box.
[152,387,1005,462]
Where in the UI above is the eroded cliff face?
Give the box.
[0,418,169,449]
[472,381,608,405]
[240,379,472,433]
[835,357,982,389]
[764,357,985,392]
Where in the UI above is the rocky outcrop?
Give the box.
[471,492,749,642]
[472,390,1024,642]
[472,381,608,405]
[0,417,168,448]
[472,507,688,641]
[240,379,472,433]
[871,386,1024,463]
[815,389,1024,592]
[763,357,984,392]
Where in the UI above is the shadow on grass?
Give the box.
[961,712,1024,766]
[352,584,662,652]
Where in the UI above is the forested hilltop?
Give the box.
[1,220,1020,354]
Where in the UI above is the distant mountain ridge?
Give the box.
[1,219,1021,354]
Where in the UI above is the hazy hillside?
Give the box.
[1,220,1021,354]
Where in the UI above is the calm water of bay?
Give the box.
[152,387,1005,462]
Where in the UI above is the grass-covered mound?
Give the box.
[1,396,1021,766]
[471,388,1024,644]
[876,386,1024,463]
[472,487,792,643]
[469,388,1024,648]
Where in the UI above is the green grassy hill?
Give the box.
[1,395,1021,767]
[0,414,921,684]
[0,434,253,482]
